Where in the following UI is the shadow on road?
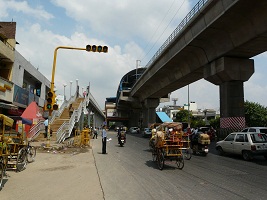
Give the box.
[145,160,179,170]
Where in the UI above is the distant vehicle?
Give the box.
[198,127,216,141]
[216,132,267,160]
[142,128,152,137]
[129,127,140,134]
[241,127,267,134]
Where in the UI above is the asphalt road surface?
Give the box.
[1,131,267,200]
[94,131,267,200]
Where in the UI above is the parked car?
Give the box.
[241,127,267,134]
[216,132,267,160]
[129,127,140,134]
[142,128,152,137]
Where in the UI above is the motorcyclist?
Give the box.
[117,127,122,144]
[191,127,199,147]
[117,126,126,144]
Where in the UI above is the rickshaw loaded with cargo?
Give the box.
[149,122,192,170]
[0,114,36,190]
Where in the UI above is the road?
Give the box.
[1,131,267,200]
[94,131,267,200]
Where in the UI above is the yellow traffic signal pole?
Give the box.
[50,46,86,93]
[46,45,108,147]
[47,46,86,147]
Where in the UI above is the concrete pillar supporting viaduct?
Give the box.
[204,57,254,130]
[142,98,159,128]
[128,108,141,128]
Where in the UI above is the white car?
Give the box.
[142,128,152,137]
[129,127,140,134]
[241,127,267,134]
[216,132,267,160]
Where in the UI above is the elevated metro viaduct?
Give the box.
[108,68,169,128]
[116,0,267,130]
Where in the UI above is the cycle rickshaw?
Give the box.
[1,115,36,174]
[151,122,187,170]
[0,114,14,189]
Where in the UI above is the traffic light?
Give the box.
[53,102,58,110]
[86,45,108,53]
[45,90,59,111]
[46,91,53,110]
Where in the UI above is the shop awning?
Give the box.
[21,101,43,121]
[0,102,18,109]
[21,117,33,125]
[156,112,173,123]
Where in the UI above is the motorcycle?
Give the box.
[118,131,126,147]
[191,132,210,156]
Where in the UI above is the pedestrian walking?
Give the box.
[102,125,107,154]
[69,104,74,117]
[44,118,48,138]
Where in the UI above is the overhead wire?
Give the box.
[140,0,187,64]
[137,0,177,61]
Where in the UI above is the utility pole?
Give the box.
[188,84,190,128]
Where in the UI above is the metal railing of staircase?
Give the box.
[87,92,105,118]
[50,95,76,124]
[27,96,77,143]
[28,119,45,140]
[48,95,75,143]
[56,111,76,143]
[56,121,70,143]
[56,98,84,143]
[56,93,102,143]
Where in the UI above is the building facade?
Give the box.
[0,22,50,119]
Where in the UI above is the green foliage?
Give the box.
[174,109,191,122]
[244,101,267,127]
[209,117,220,129]
[175,110,205,128]
[190,118,205,128]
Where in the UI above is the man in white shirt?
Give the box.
[44,119,48,138]
[102,126,107,154]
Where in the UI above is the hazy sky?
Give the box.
[1,0,267,110]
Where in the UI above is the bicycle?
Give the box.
[0,157,7,190]
[0,143,9,190]
[25,141,36,163]
[14,141,36,172]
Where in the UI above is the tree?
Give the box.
[190,117,205,128]
[174,109,192,122]
[209,117,220,129]
[244,101,267,127]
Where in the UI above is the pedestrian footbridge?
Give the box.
[28,92,105,144]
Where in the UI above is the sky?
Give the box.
[1,0,267,111]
